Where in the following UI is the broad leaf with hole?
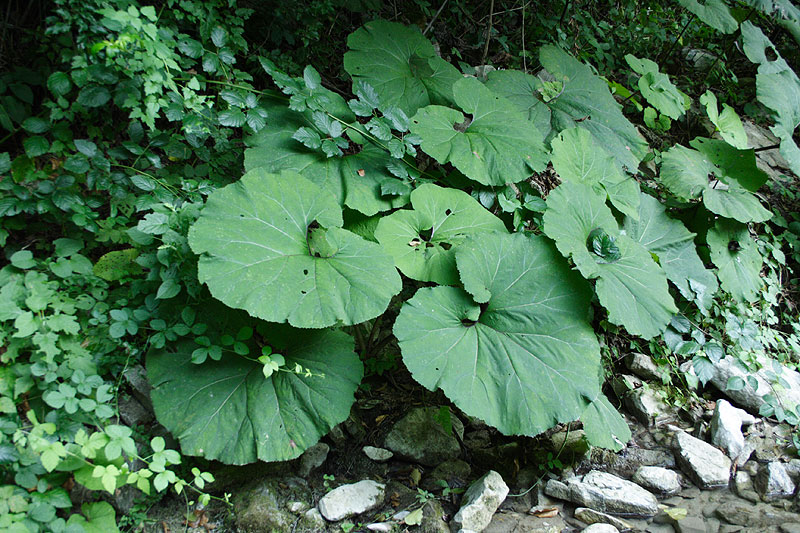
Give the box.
[707,219,763,302]
[623,194,718,311]
[188,170,401,328]
[394,232,602,436]
[625,55,689,120]
[410,77,548,185]
[543,182,676,339]
[343,20,462,116]
[699,92,748,149]
[581,395,631,452]
[528,46,649,171]
[689,137,768,192]
[374,184,506,285]
[148,323,362,464]
[245,102,406,216]
[677,0,738,33]
[550,127,640,218]
[741,22,800,176]
[659,144,771,223]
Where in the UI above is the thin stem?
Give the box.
[658,14,695,66]
[753,143,780,153]
[521,0,527,73]
[424,0,449,36]
[481,0,496,67]
[557,0,570,29]
[365,315,383,354]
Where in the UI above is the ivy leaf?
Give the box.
[550,127,640,218]
[677,0,738,33]
[375,184,506,285]
[188,170,401,328]
[741,22,800,176]
[343,19,462,115]
[625,55,689,120]
[245,102,406,216]
[394,232,602,436]
[581,395,631,452]
[544,182,676,339]
[489,47,649,172]
[623,194,718,311]
[410,77,548,186]
[148,323,362,464]
[707,219,763,303]
[699,92,748,149]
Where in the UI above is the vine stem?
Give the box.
[423,0,449,36]
[657,13,695,66]
[481,0,495,67]
[753,143,780,153]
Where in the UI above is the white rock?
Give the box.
[755,462,796,501]
[363,446,394,462]
[392,510,410,521]
[545,471,659,516]
[582,524,620,533]
[633,466,681,494]
[366,523,393,532]
[452,471,509,532]
[625,352,666,381]
[710,400,747,460]
[674,431,731,489]
[303,508,326,529]
[625,387,671,426]
[574,507,633,530]
[318,480,386,521]
[708,354,800,415]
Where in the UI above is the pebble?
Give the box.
[634,466,682,495]
[363,445,394,462]
[581,524,619,533]
[452,471,509,532]
[318,480,386,521]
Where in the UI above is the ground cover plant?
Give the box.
[2,0,800,529]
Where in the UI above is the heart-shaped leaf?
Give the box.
[189,169,401,328]
[699,92,748,149]
[410,77,548,186]
[626,55,690,120]
[148,322,362,464]
[394,232,602,436]
[707,218,763,302]
[544,182,676,339]
[374,183,506,284]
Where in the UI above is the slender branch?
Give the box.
[521,0,527,73]
[481,0,496,67]
[424,0,449,36]
[657,13,695,66]
[753,143,780,153]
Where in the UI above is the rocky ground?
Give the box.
[118,121,800,533]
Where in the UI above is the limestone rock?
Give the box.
[625,387,672,426]
[298,442,329,477]
[633,466,682,495]
[734,471,759,503]
[484,511,564,533]
[574,507,633,530]
[123,365,153,411]
[384,407,464,466]
[755,462,796,501]
[581,524,619,533]
[234,477,309,532]
[625,352,667,381]
[423,459,471,492]
[301,508,326,530]
[710,400,754,461]
[318,480,386,521]
[544,470,659,517]
[715,500,798,527]
[674,515,707,533]
[580,447,676,479]
[363,446,393,462]
[707,354,800,415]
[452,471,509,532]
[674,431,732,489]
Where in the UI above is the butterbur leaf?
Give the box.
[483,69,553,139]
[375,183,507,285]
[707,219,763,302]
[623,194,718,311]
[544,182,676,339]
[689,137,767,192]
[410,77,548,186]
[344,20,462,115]
[245,102,405,216]
[699,92,748,149]
[587,228,621,263]
[395,232,602,436]
[625,55,689,120]
[148,323,362,464]
[489,47,649,172]
[188,170,401,328]
[677,0,738,33]
[581,395,631,451]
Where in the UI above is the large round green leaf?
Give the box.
[543,182,676,339]
[148,325,362,464]
[374,184,506,285]
[623,194,718,311]
[677,0,738,34]
[394,232,602,436]
[343,19,462,116]
[188,169,402,328]
[244,102,405,216]
[550,127,640,219]
[409,77,549,186]
[482,69,553,139]
[689,137,768,192]
[741,22,800,176]
[530,46,648,172]
[708,219,763,303]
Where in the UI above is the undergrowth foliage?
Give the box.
[2,0,800,530]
